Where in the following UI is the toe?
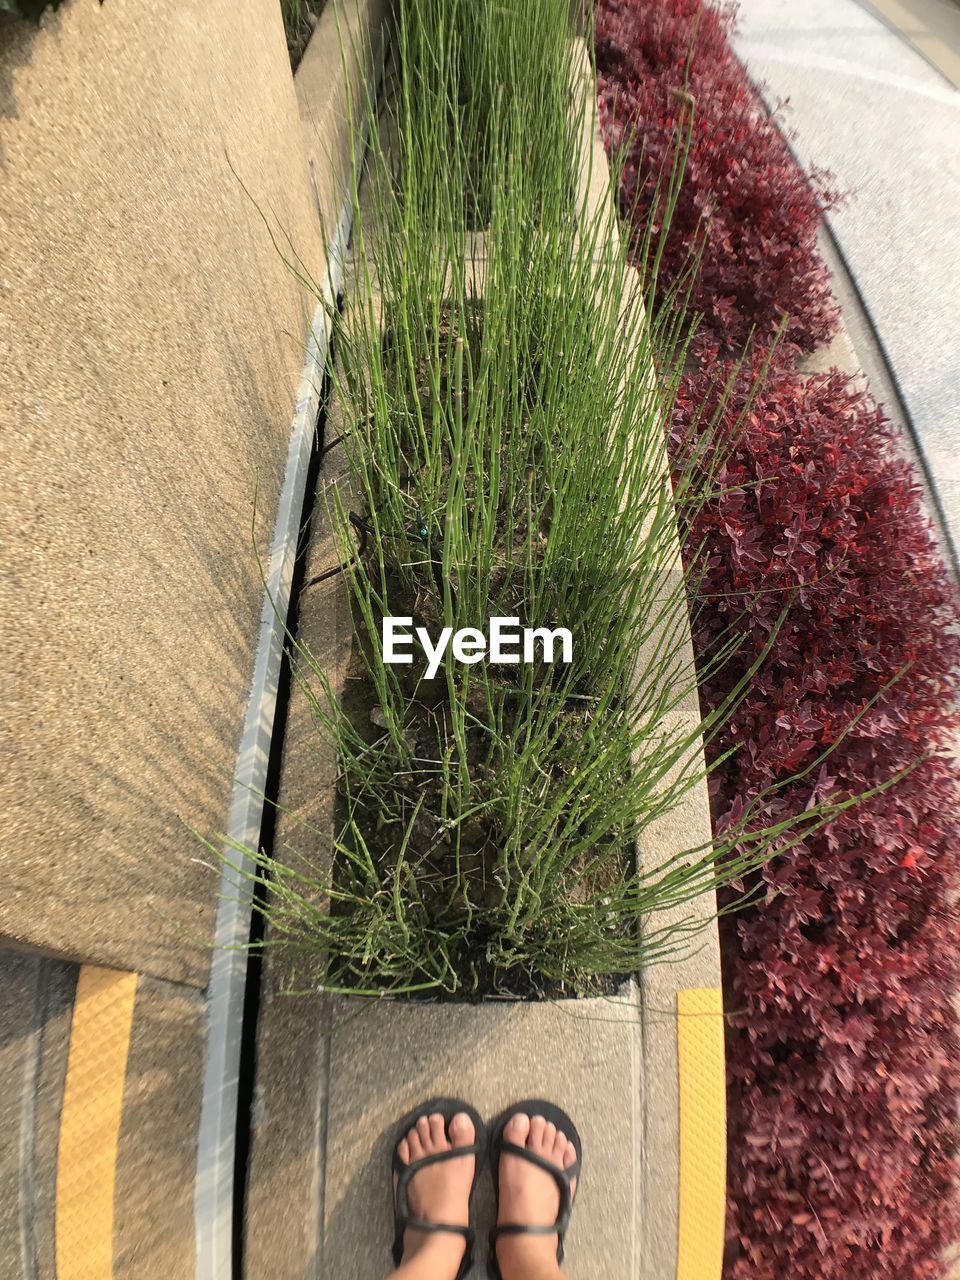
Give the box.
[503,1111,531,1146]
[406,1126,424,1162]
[397,1136,411,1166]
[449,1112,475,1148]
[552,1130,568,1163]
[529,1114,547,1150]
[428,1113,448,1149]
[542,1121,557,1150]
[562,1136,578,1197]
[416,1115,432,1148]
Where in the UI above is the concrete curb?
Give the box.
[853,0,960,88]
[572,37,728,1280]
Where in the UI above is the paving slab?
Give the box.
[0,953,40,1280]
[114,976,204,1280]
[0,951,203,1280]
[732,0,960,567]
[321,991,643,1280]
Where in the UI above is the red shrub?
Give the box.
[597,2,960,1265]
[595,0,841,352]
[673,352,960,1277]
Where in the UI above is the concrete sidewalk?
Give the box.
[733,0,960,569]
[860,0,960,86]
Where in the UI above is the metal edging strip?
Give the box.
[192,194,352,1279]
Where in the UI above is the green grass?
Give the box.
[280,0,306,41]
[220,0,874,998]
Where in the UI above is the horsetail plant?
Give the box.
[207,0,895,998]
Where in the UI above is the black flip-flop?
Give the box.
[488,1099,583,1279]
[391,1097,486,1280]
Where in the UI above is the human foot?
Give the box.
[393,1109,477,1276]
[495,1111,579,1279]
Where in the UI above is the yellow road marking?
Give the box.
[56,966,138,1280]
[677,986,726,1280]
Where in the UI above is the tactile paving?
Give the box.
[676,986,726,1280]
[56,966,137,1280]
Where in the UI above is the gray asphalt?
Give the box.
[733,0,960,565]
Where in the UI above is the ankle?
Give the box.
[496,1234,565,1280]
[398,1229,466,1275]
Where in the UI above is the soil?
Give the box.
[284,1,327,73]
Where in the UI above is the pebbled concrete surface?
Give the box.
[733,0,960,567]
[0,0,325,985]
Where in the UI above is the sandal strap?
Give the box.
[494,1140,579,1233]
[394,1143,481,1226]
[492,1222,562,1238]
[391,1220,475,1277]
[401,1219,473,1241]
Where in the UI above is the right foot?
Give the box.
[496,1112,578,1279]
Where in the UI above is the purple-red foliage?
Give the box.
[673,351,960,1277]
[596,1,960,1264]
[595,0,841,352]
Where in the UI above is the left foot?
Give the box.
[394,1111,476,1275]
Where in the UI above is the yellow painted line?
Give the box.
[677,986,726,1280]
[56,965,138,1280]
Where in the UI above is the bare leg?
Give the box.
[495,1113,578,1280]
[386,1235,470,1280]
[386,1111,476,1280]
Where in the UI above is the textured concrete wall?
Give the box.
[0,0,326,986]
